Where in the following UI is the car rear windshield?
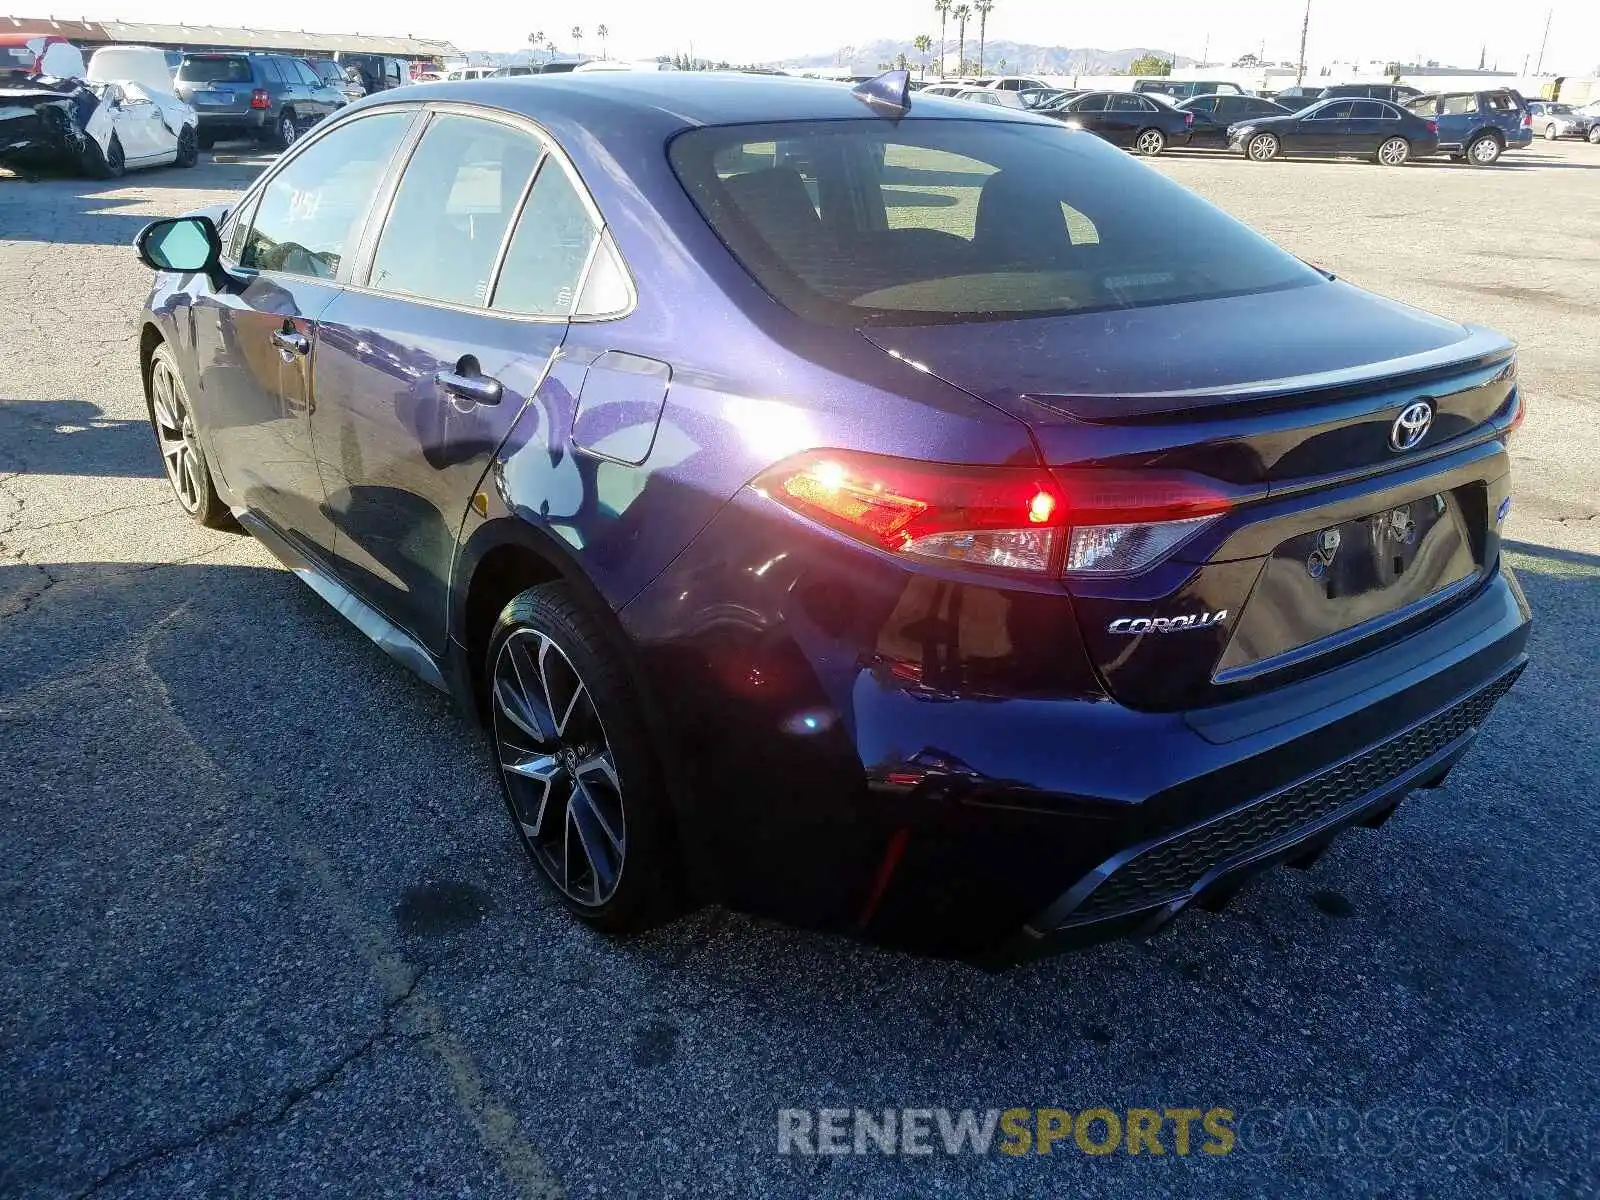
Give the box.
[179,55,252,83]
[670,119,1322,327]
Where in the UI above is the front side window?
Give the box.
[671,119,1322,328]
[369,113,542,306]
[1306,100,1354,120]
[240,111,411,278]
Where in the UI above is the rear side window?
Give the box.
[1485,93,1517,113]
[179,55,251,83]
[240,112,410,278]
[369,114,542,306]
[492,161,601,316]
[1441,94,1479,115]
[670,119,1321,327]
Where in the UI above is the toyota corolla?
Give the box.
[132,72,1530,961]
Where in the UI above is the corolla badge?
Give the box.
[1107,611,1228,635]
[1389,400,1434,452]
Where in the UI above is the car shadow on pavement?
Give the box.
[0,398,162,479]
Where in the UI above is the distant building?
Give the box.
[1,15,457,65]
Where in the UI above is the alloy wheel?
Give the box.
[150,356,204,513]
[1248,133,1278,161]
[280,115,297,148]
[491,629,626,907]
[1378,137,1410,166]
[1470,136,1500,164]
[1135,129,1165,156]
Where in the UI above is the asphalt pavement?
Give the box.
[2,143,1598,1199]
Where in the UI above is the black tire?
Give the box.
[83,134,125,179]
[196,129,216,150]
[270,110,298,151]
[487,583,679,934]
[175,124,199,168]
[1132,126,1166,156]
[146,343,235,530]
[1465,133,1502,165]
[1589,126,1600,145]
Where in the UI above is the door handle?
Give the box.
[270,328,310,356]
[435,368,503,409]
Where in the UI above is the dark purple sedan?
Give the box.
[132,72,1529,962]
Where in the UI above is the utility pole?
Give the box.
[1201,33,1209,66]
[1295,0,1310,85]
[1533,8,1551,75]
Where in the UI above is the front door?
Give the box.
[192,108,416,545]
[310,110,603,651]
[1298,99,1355,155]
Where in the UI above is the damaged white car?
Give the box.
[0,41,197,179]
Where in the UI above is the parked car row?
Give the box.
[935,82,1575,167]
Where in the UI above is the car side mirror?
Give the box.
[135,216,227,287]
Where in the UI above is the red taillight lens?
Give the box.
[1507,393,1526,436]
[755,452,1238,577]
[1521,112,1532,128]
[250,88,270,109]
[756,450,1065,573]
[1426,119,1439,134]
[1184,112,1194,125]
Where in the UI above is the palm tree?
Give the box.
[596,24,609,59]
[529,30,543,65]
[546,36,557,62]
[895,52,908,72]
[974,0,993,74]
[933,0,951,78]
[571,26,584,58]
[913,33,933,79]
[953,4,971,76]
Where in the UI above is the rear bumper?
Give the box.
[192,110,269,133]
[623,484,1531,960]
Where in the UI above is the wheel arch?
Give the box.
[452,517,620,722]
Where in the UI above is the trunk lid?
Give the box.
[863,282,1519,711]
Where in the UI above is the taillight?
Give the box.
[1521,112,1532,128]
[755,450,1065,573]
[250,88,270,109]
[754,451,1237,577]
[1507,392,1527,436]
[1051,469,1235,575]
[1184,112,1194,126]
[1426,119,1439,134]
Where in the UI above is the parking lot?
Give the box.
[2,140,1598,1198]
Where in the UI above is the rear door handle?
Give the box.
[435,369,503,409]
[270,329,310,356]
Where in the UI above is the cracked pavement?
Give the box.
[2,146,1599,1199]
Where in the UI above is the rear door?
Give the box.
[309,108,602,651]
[1066,92,1112,139]
[1106,93,1150,144]
[1347,99,1392,152]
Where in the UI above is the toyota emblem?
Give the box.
[1389,401,1434,452]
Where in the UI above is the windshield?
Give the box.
[179,55,252,83]
[670,119,1322,328]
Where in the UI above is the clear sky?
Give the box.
[95,0,1599,75]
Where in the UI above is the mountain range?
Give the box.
[784,40,1194,75]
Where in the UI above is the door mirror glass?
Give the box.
[135,216,221,273]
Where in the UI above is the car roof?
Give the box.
[373,72,1044,130]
